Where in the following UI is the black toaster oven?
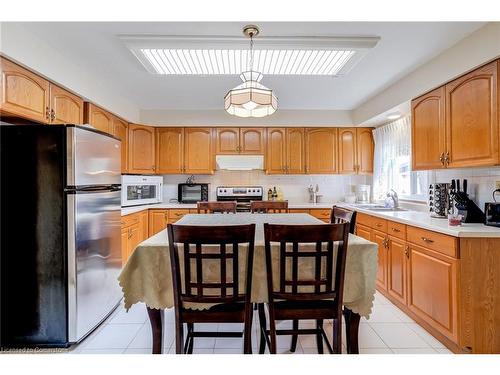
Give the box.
[178,183,209,203]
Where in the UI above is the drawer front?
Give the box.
[371,217,388,232]
[387,221,406,240]
[356,212,372,226]
[121,212,140,228]
[168,209,191,223]
[309,208,331,221]
[289,209,311,214]
[407,226,458,258]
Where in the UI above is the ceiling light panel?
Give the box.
[139,48,357,76]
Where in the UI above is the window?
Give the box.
[372,116,428,202]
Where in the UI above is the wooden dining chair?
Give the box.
[330,206,357,234]
[196,201,237,214]
[258,222,350,354]
[250,200,289,213]
[167,223,256,354]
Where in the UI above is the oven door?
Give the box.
[178,184,204,203]
[122,182,162,207]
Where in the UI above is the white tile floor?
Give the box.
[69,291,453,354]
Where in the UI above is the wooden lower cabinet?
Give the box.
[167,209,196,223]
[407,244,458,343]
[371,229,388,291]
[387,237,408,305]
[148,209,169,237]
[121,211,148,265]
[355,223,371,241]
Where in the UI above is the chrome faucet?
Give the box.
[386,189,399,208]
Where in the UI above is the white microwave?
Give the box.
[121,175,163,207]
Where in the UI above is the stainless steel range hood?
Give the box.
[216,155,264,171]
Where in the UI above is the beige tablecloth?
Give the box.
[118,213,378,318]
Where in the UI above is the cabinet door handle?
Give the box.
[405,245,409,258]
[375,223,383,227]
[421,236,434,244]
[45,106,50,120]
[50,109,56,121]
[127,228,132,239]
[439,152,445,166]
[164,213,168,220]
[391,228,401,233]
[444,151,450,166]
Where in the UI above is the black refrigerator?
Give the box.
[0,124,123,348]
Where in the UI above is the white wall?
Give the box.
[354,22,500,125]
[0,23,140,122]
[140,109,354,126]
[161,171,369,203]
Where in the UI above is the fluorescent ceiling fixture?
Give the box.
[139,48,356,76]
[387,112,401,120]
[121,35,379,76]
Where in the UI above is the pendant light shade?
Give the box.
[224,71,278,118]
[224,25,278,118]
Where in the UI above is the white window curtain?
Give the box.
[372,116,412,201]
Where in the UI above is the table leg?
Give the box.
[147,307,164,354]
[343,308,360,354]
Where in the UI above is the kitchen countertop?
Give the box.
[121,201,500,238]
[337,203,500,238]
[121,201,336,216]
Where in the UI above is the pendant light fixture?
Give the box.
[224,25,278,118]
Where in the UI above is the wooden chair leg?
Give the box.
[175,321,184,354]
[243,305,253,354]
[186,323,194,354]
[332,318,341,354]
[257,303,267,354]
[290,320,299,352]
[316,319,324,354]
[268,307,277,354]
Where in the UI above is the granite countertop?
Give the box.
[121,201,500,238]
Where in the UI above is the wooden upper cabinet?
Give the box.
[49,84,84,124]
[305,128,338,174]
[128,124,155,174]
[266,128,286,174]
[240,128,265,154]
[85,103,113,134]
[356,128,374,174]
[286,128,305,174]
[215,128,239,154]
[0,57,50,123]
[215,127,265,154]
[156,127,184,174]
[445,60,498,168]
[338,128,357,174]
[184,127,214,174]
[112,117,128,173]
[412,87,446,170]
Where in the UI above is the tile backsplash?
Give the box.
[430,167,500,210]
[161,171,370,203]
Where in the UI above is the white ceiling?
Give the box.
[18,22,485,113]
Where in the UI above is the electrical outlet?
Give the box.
[496,181,500,189]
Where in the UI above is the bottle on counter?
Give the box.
[272,186,277,200]
[267,188,273,201]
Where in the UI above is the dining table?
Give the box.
[118,213,378,354]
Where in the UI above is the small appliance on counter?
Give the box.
[121,175,163,207]
[485,189,500,227]
[355,184,371,203]
[428,183,452,218]
[450,179,485,223]
[307,184,322,203]
[178,176,209,203]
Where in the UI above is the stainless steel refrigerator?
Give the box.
[0,124,122,347]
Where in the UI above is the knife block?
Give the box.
[452,192,485,223]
